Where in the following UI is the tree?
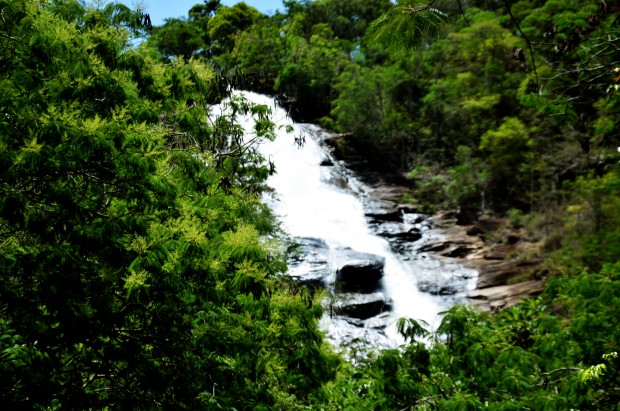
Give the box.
[232,20,288,92]
[366,0,452,53]
[149,17,206,59]
[0,1,337,408]
[207,2,263,57]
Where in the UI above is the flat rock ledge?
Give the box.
[361,177,545,312]
[467,280,546,311]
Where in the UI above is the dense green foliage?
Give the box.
[0,1,337,408]
[325,266,620,409]
[148,0,620,409]
[153,0,620,221]
[3,0,620,409]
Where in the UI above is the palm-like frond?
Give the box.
[367,1,450,53]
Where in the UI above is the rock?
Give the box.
[467,280,545,311]
[419,241,452,253]
[483,250,508,260]
[320,158,334,166]
[378,228,422,242]
[341,313,391,330]
[365,312,391,329]
[404,213,425,224]
[418,281,460,295]
[335,251,385,293]
[365,210,402,223]
[441,245,473,258]
[333,293,393,319]
[288,237,328,258]
[320,131,547,314]
[475,259,542,289]
[287,237,331,289]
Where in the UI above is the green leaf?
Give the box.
[367,1,450,53]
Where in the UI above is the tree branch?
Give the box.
[503,0,540,92]
[0,31,25,44]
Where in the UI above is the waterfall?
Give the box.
[233,91,477,352]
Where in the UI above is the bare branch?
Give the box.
[504,0,540,91]
[0,31,25,44]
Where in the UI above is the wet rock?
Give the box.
[409,256,478,297]
[333,293,393,319]
[287,237,331,288]
[320,158,334,166]
[365,210,402,223]
[288,237,328,258]
[366,312,391,329]
[340,312,391,329]
[379,228,422,242]
[402,213,425,224]
[418,282,460,295]
[335,251,385,293]
[325,174,349,189]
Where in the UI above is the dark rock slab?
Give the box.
[335,251,385,293]
[379,228,422,242]
[333,293,393,319]
[365,210,402,223]
[417,281,461,295]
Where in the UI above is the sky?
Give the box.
[140,0,286,26]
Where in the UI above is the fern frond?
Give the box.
[367,1,450,53]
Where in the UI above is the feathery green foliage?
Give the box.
[0,1,338,408]
[367,0,451,53]
[4,0,620,408]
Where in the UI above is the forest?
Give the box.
[1,0,619,409]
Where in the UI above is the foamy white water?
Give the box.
[232,91,470,349]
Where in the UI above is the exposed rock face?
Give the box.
[290,131,548,353]
[467,280,545,311]
[474,259,543,289]
[335,251,385,293]
[426,215,545,310]
[326,140,546,311]
[285,234,393,347]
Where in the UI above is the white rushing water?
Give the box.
[232,91,474,350]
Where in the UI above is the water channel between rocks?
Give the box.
[237,91,478,353]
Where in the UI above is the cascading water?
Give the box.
[233,91,477,352]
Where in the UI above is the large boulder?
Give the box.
[335,250,385,293]
[333,293,393,319]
